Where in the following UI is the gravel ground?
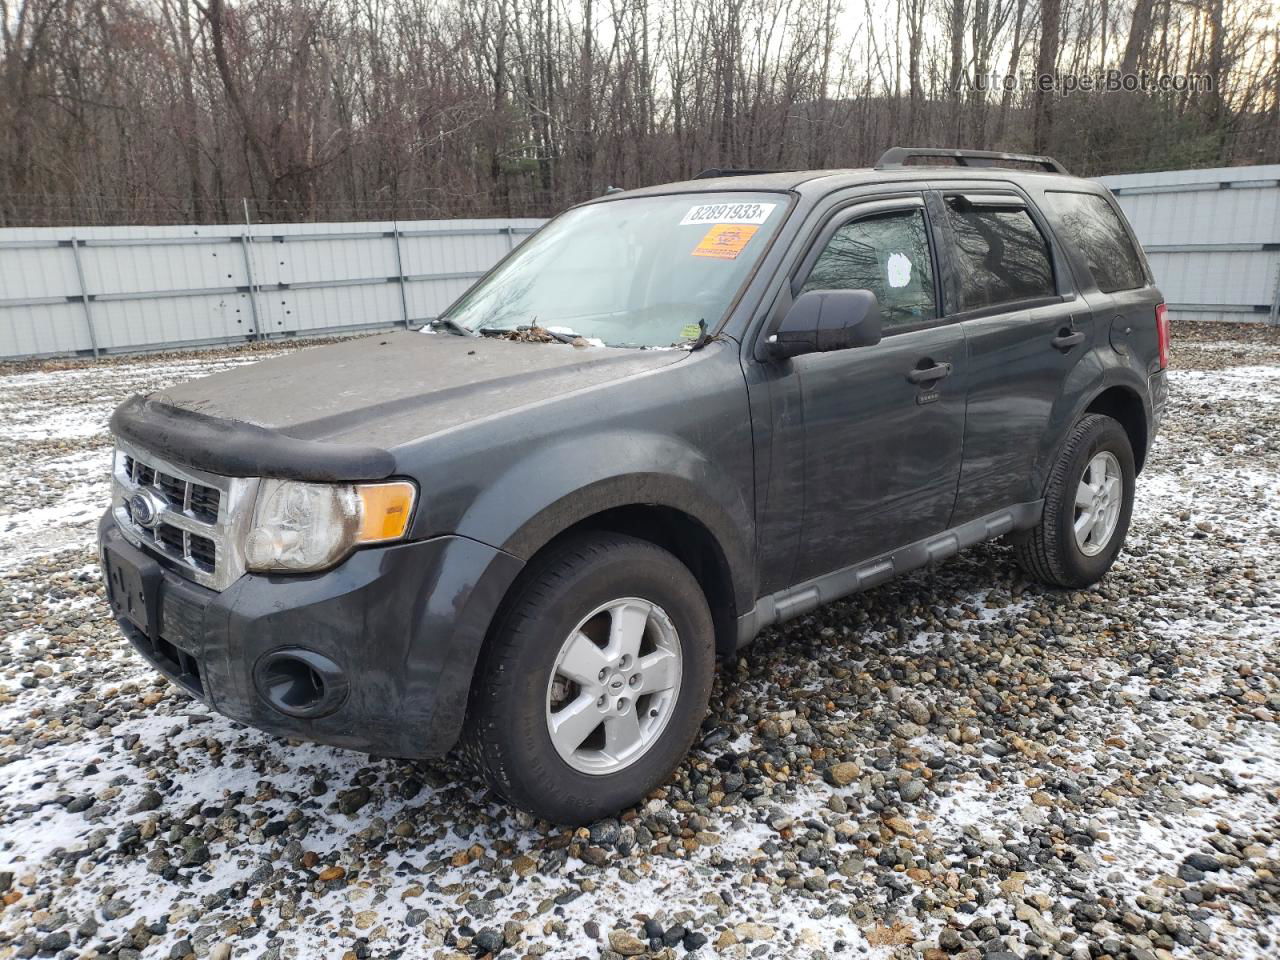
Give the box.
[1,325,1278,960]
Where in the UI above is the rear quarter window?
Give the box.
[1042,191,1147,294]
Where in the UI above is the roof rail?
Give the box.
[693,167,788,179]
[875,147,1069,175]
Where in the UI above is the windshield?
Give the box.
[442,192,787,347]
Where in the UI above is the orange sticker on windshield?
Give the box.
[692,223,758,260]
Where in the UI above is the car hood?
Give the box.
[111,331,687,480]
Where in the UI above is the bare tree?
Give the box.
[1122,0,1157,73]
[0,0,1276,226]
[1034,0,1061,152]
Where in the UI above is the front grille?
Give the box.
[124,454,222,521]
[111,441,255,592]
[157,522,185,555]
[157,473,186,508]
[189,534,217,571]
[189,485,221,523]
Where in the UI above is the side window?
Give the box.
[1042,191,1147,293]
[800,209,937,329]
[943,200,1056,311]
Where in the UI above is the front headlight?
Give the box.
[243,479,417,573]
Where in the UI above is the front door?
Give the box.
[788,198,966,582]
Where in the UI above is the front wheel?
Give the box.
[462,533,714,824]
[1013,413,1136,589]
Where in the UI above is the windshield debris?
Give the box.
[483,325,604,349]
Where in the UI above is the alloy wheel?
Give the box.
[1073,450,1123,557]
[545,597,682,774]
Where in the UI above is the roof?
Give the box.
[602,147,1082,199]
[606,164,1092,201]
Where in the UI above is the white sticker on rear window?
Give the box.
[681,202,777,226]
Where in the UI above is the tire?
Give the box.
[462,533,715,824]
[1013,413,1136,589]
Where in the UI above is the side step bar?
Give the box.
[735,500,1044,647]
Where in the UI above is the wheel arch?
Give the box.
[495,500,743,661]
[1084,384,1149,473]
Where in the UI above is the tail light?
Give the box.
[1155,302,1169,369]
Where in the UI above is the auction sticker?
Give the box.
[681,202,776,226]
[692,224,759,260]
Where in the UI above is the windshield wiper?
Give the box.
[427,317,475,337]
[540,328,583,344]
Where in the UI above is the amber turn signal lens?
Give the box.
[355,482,417,543]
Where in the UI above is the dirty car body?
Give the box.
[100,149,1168,821]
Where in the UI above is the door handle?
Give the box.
[1051,329,1086,351]
[906,361,952,384]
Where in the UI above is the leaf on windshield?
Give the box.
[501,326,557,343]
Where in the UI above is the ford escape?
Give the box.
[100,147,1170,823]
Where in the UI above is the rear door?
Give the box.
[928,184,1087,524]
[785,196,967,582]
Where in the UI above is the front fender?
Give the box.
[453,430,756,614]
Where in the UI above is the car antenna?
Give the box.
[690,319,710,350]
[603,185,625,195]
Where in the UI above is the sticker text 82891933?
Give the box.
[680,202,776,226]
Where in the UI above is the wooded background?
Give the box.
[2,0,1277,226]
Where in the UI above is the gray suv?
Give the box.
[99,148,1170,824]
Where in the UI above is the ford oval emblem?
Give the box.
[130,491,158,527]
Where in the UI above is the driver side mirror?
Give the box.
[764,289,883,360]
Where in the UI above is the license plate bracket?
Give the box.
[104,546,161,638]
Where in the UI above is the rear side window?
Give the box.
[1043,191,1147,293]
[800,209,937,330]
[942,200,1055,311]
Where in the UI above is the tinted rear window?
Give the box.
[943,200,1056,311]
[1043,191,1147,294]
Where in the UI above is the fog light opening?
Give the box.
[264,657,325,711]
[254,648,348,718]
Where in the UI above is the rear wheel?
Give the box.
[1013,414,1135,588]
[463,533,714,824]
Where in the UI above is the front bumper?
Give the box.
[98,513,523,757]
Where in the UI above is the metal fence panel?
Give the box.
[1144,249,1277,314]
[13,168,1275,360]
[1119,187,1280,247]
[1099,164,1280,324]
[0,217,544,359]
[6,302,91,356]
[404,277,480,323]
[0,243,80,301]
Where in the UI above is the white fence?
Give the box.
[1099,164,1280,325]
[0,218,545,360]
[4,166,1277,359]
